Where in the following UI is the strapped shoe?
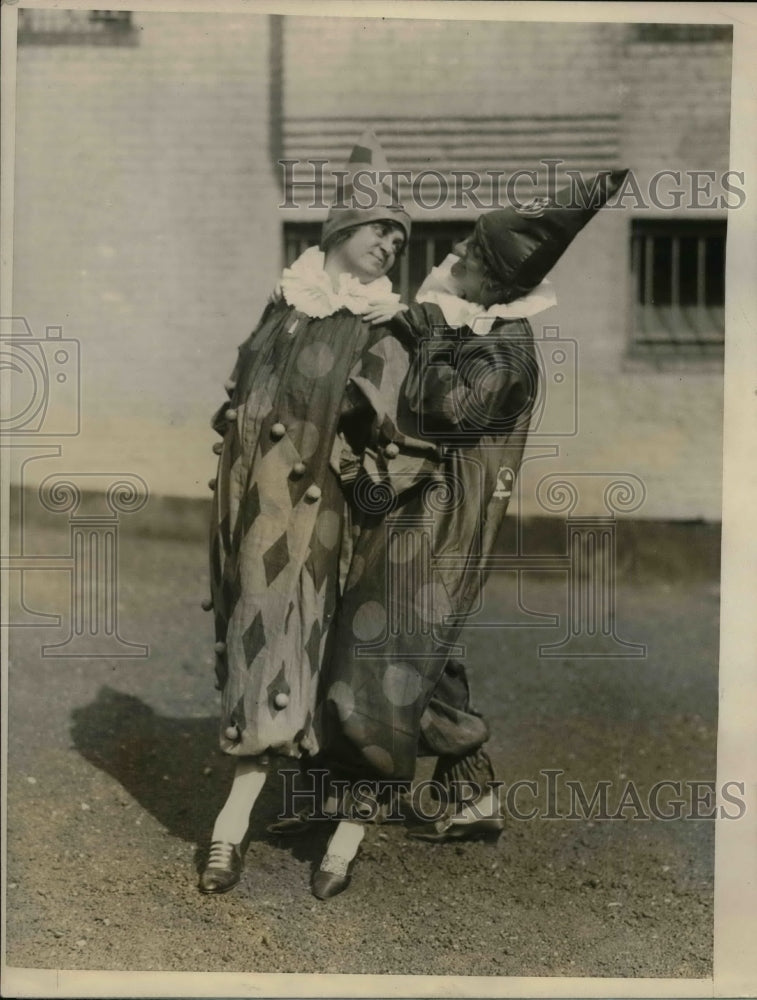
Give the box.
[311,852,354,900]
[407,814,504,844]
[199,841,243,894]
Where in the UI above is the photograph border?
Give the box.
[2,1,755,997]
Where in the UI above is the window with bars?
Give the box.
[284,221,473,305]
[17,9,137,46]
[630,24,733,43]
[630,220,726,358]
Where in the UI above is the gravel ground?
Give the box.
[5,524,718,978]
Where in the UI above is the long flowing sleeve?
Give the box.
[392,303,538,441]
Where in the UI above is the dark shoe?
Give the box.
[267,807,319,837]
[407,814,504,844]
[199,841,243,894]
[311,852,353,900]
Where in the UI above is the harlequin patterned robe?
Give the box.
[318,301,540,782]
[207,248,402,760]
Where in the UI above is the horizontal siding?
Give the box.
[282,115,621,211]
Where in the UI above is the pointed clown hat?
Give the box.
[474,169,629,303]
[320,129,411,248]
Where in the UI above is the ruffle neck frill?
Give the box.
[278,245,401,320]
[416,253,557,334]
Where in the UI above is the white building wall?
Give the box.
[12,12,280,501]
[10,14,730,519]
[282,17,729,520]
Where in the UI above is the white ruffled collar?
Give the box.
[278,245,401,319]
[416,254,557,334]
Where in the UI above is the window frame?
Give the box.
[627,217,726,365]
[629,24,733,44]
[284,220,475,304]
[17,9,138,46]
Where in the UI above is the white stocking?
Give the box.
[320,820,365,873]
[453,788,498,823]
[211,758,268,844]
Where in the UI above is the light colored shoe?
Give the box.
[407,814,504,843]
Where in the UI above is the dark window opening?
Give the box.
[284,221,474,304]
[631,219,726,357]
[18,9,138,46]
[631,24,732,44]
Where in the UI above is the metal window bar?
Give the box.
[283,222,472,304]
[671,237,680,310]
[425,238,437,277]
[697,237,706,309]
[631,24,733,44]
[18,9,137,45]
[632,222,725,355]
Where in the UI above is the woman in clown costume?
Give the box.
[311,169,629,899]
[199,132,411,895]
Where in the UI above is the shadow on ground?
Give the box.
[69,685,334,874]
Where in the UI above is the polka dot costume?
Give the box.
[208,300,387,759]
[320,302,539,781]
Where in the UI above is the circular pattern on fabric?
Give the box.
[296,341,335,379]
[315,509,341,550]
[247,366,274,417]
[287,419,320,459]
[362,745,395,776]
[382,662,423,707]
[414,581,453,625]
[328,681,355,721]
[352,600,386,641]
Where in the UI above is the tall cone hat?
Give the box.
[475,169,629,302]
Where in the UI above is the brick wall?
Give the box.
[281,18,729,520]
[539,28,731,519]
[621,39,733,204]
[10,14,730,519]
[284,18,623,117]
[592,34,731,519]
[12,12,280,502]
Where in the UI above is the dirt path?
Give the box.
[5,528,718,977]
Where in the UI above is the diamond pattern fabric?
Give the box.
[208,290,537,785]
[208,300,376,758]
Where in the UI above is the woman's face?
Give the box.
[449,236,493,304]
[333,221,406,283]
